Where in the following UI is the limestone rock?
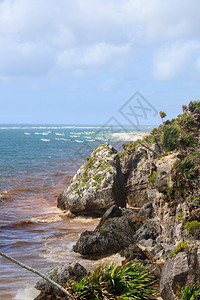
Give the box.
[73,208,136,258]
[35,262,87,299]
[155,153,178,193]
[120,244,148,261]
[160,243,200,300]
[97,205,122,227]
[57,143,126,216]
[121,146,157,207]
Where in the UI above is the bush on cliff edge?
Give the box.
[67,261,157,299]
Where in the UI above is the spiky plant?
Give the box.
[179,283,200,300]
[67,261,157,299]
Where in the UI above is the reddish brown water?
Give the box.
[0,164,123,300]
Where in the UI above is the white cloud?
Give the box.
[153,40,200,80]
[0,37,54,76]
[0,0,200,77]
[56,43,131,70]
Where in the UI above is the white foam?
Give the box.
[29,215,62,223]
[96,132,144,141]
[14,287,40,300]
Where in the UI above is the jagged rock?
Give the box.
[155,153,178,193]
[34,262,87,299]
[151,244,164,258]
[97,205,122,227]
[160,244,200,300]
[134,224,158,242]
[121,147,151,207]
[57,143,126,216]
[121,207,141,226]
[138,202,154,219]
[73,213,136,258]
[120,244,148,261]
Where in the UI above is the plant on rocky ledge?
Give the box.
[177,213,184,223]
[67,261,157,299]
[119,100,200,162]
[187,194,200,208]
[162,124,180,153]
[99,228,107,235]
[178,283,200,299]
[170,241,191,258]
[184,220,200,237]
[53,268,58,276]
[148,171,157,187]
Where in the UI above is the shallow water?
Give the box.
[0,125,152,299]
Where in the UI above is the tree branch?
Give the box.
[0,251,74,299]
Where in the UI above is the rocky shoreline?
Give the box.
[34,101,200,300]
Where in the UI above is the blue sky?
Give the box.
[0,0,200,125]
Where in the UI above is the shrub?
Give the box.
[148,171,157,187]
[182,105,188,113]
[188,100,200,113]
[177,213,184,223]
[166,186,176,201]
[99,229,106,235]
[170,242,190,258]
[184,220,200,236]
[67,261,157,299]
[162,125,180,152]
[179,133,197,148]
[178,283,200,299]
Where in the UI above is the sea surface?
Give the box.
[0,124,153,300]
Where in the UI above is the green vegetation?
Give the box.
[160,111,167,123]
[178,283,200,299]
[170,242,191,258]
[119,101,200,159]
[99,229,107,235]
[184,220,200,236]
[70,143,115,195]
[182,105,188,113]
[148,171,157,187]
[177,213,184,223]
[67,261,157,299]
[165,186,176,202]
[162,124,180,152]
[187,194,200,208]
[118,101,200,215]
[53,269,58,276]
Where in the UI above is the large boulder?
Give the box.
[73,206,136,258]
[57,143,126,217]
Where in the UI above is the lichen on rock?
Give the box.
[57,142,126,216]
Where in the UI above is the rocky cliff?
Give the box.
[46,101,200,299]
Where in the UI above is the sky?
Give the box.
[0,0,200,126]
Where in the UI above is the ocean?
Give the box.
[0,125,153,299]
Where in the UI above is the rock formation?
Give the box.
[57,142,126,216]
[49,101,200,299]
[73,205,136,258]
[35,262,87,300]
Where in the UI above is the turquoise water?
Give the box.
[0,124,153,299]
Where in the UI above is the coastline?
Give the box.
[39,102,199,300]
[0,127,152,300]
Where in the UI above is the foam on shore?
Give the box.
[101,132,149,141]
